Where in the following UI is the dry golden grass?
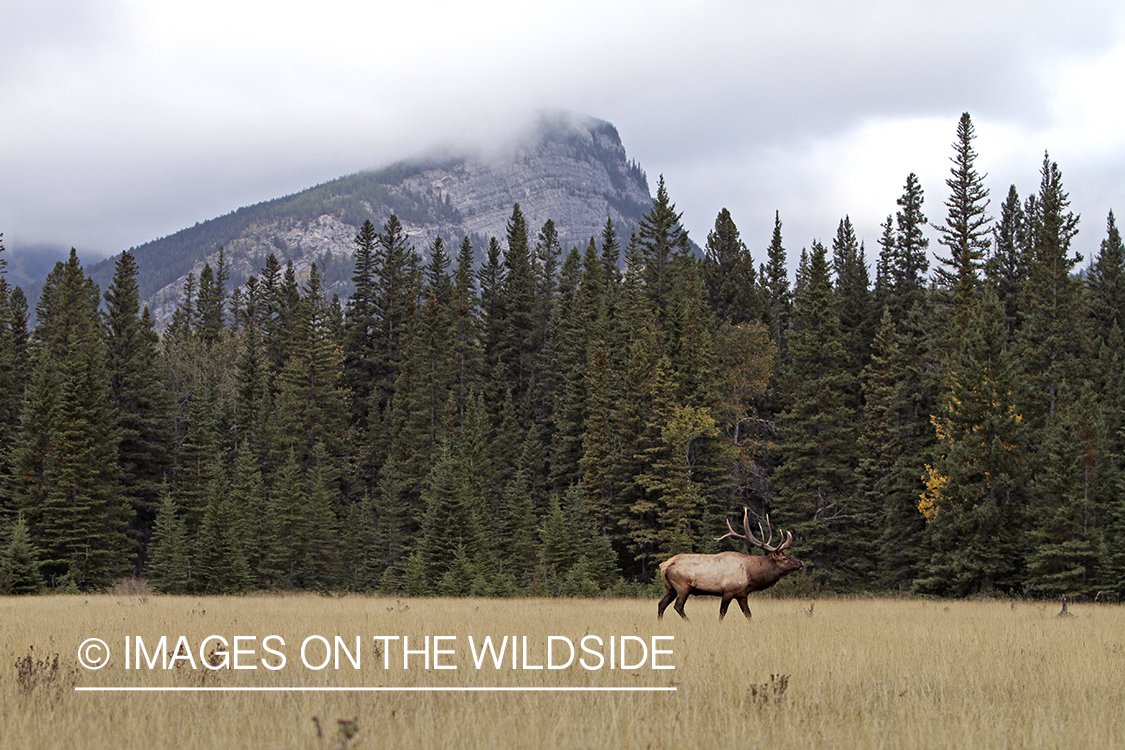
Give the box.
[2,593,1123,749]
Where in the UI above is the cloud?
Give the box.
[3,0,1125,267]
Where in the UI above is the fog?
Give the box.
[4,0,1124,271]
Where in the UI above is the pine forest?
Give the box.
[2,113,1124,601]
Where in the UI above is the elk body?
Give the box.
[657,510,802,621]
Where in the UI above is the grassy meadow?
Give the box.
[2,593,1123,749]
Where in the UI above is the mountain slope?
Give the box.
[87,112,652,325]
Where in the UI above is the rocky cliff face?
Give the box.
[96,112,652,326]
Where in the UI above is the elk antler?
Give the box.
[715,508,793,553]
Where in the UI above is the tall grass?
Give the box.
[2,594,1123,748]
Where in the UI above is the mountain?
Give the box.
[86,111,653,325]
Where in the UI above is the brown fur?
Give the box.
[657,550,803,621]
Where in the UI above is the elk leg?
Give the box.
[657,589,676,619]
[719,594,734,620]
[673,590,690,620]
[737,597,752,619]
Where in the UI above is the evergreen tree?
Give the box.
[762,211,791,354]
[233,321,269,458]
[501,428,545,589]
[103,250,174,571]
[600,215,621,284]
[986,185,1027,340]
[166,272,196,339]
[267,263,349,468]
[11,251,128,588]
[0,268,30,518]
[772,241,858,588]
[366,215,419,464]
[384,279,455,529]
[1088,211,1125,341]
[873,216,896,315]
[831,216,874,408]
[298,441,339,588]
[268,450,308,588]
[417,446,479,590]
[703,208,759,323]
[1024,382,1107,597]
[496,203,538,409]
[343,219,381,440]
[547,247,590,492]
[916,287,1027,595]
[639,176,691,329]
[147,485,190,593]
[1106,453,1125,598]
[0,515,43,595]
[859,310,925,589]
[173,383,221,538]
[1017,153,1085,432]
[477,236,506,411]
[194,258,226,345]
[933,112,991,332]
[450,236,481,416]
[230,445,274,587]
[195,457,251,593]
[892,173,930,315]
[338,493,378,591]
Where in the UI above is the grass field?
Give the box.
[2,593,1123,749]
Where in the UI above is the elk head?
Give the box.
[715,507,802,575]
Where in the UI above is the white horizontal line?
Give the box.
[75,686,677,693]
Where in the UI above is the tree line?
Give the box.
[1,113,1123,600]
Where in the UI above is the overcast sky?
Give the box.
[4,0,1125,273]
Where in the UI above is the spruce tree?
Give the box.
[0,261,30,518]
[986,185,1027,340]
[1088,211,1125,342]
[1024,382,1106,597]
[477,236,506,412]
[933,112,991,331]
[497,203,538,409]
[0,515,43,595]
[892,173,930,315]
[859,309,925,589]
[343,219,381,440]
[639,176,691,329]
[195,457,251,593]
[194,259,226,345]
[762,211,791,354]
[267,263,348,468]
[916,288,1027,595]
[549,248,590,492]
[418,446,479,589]
[772,241,858,588]
[12,251,129,588]
[146,484,190,592]
[1017,153,1085,432]
[103,250,174,570]
[450,236,481,416]
[831,216,874,409]
[600,215,621,284]
[703,208,759,324]
[230,444,274,587]
[269,450,308,588]
[386,254,456,504]
[338,493,378,591]
[298,441,339,588]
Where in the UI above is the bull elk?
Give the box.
[657,509,802,621]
